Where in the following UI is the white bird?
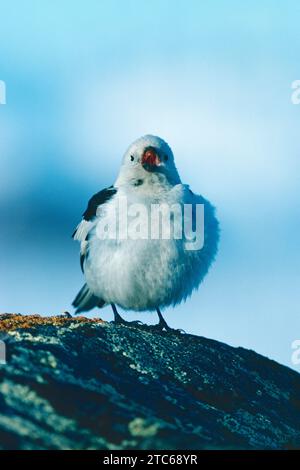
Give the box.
[72,135,219,330]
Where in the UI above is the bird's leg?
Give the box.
[153,308,185,334]
[111,303,144,327]
[156,308,172,331]
[111,303,125,324]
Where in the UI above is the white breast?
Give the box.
[83,184,219,311]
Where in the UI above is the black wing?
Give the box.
[72,186,117,310]
[72,185,117,239]
[83,185,117,221]
[72,185,117,273]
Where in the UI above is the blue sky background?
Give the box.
[0,0,299,370]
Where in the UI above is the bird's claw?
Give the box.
[111,317,144,328]
[56,312,72,318]
[127,320,145,326]
[64,311,73,318]
[148,323,186,335]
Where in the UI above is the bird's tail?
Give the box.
[72,284,106,314]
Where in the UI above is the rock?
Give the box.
[0,313,299,450]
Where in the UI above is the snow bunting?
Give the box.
[72,135,219,330]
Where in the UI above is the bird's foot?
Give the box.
[149,318,186,335]
[150,308,186,335]
[111,311,144,328]
[56,311,72,318]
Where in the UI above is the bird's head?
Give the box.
[116,135,181,189]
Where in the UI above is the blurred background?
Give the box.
[0,0,299,369]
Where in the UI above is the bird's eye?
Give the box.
[130,155,134,162]
[164,155,169,161]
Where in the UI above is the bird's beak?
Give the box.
[141,147,161,171]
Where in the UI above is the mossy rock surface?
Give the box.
[0,313,299,450]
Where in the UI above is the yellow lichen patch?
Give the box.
[0,313,105,332]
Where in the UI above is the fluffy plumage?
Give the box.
[73,135,219,314]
